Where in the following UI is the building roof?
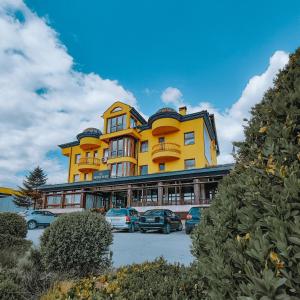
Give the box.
[0,187,20,197]
[39,164,234,192]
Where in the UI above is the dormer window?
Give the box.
[107,114,126,133]
[111,106,122,113]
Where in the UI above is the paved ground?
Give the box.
[27,229,194,267]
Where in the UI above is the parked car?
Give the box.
[138,209,183,234]
[25,210,57,229]
[185,206,202,234]
[105,208,139,232]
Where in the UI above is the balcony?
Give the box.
[151,118,180,136]
[152,143,181,162]
[78,157,101,173]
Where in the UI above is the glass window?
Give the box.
[75,154,81,164]
[110,137,135,158]
[159,163,165,171]
[84,173,88,181]
[47,195,61,206]
[73,174,80,182]
[110,162,135,177]
[184,159,195,169]
[159,137,165,143]
[130,117,137,128]
[204,125,211,163]
[107,114,126,133]
[94,150,98,157]
[111,107,122,113]
[184,132,195,145]
[183,186,195,203]
[86,152,91,157]
[65,194,81,206]
[111,164,117,178]
[103,148,109,158]
[140,141,148,152]
[140,165,148,175]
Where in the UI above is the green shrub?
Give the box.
[0,212,27,238]
[0,234,31,252]
[192,49,300,298]
[40,211,113,277]
[0,278,27,300]
[41,259,203,300]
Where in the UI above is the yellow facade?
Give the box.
[59,101,219,183]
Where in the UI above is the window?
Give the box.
[130,117,137,128]
[110,137,135,158]
[84,173,88,181]
[111,106,122,113]
[140,165,148,175]
[140,141,148,152]
[86,152,91,157]
[94,150,98,157]
[64,193,81,207]
[73,174,80,182]
[184,132,195,145]
[103,148,109,158]
[110,162,135,177]
[159,137,165,143]
[184,159,195,170]
[107,114,126,133]
[75,154,81,164]
[47,194,61,206]
[204,125,211,163]
[183,185,195,204]
[159,163,165,171]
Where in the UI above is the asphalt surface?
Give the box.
[27,228,194,267]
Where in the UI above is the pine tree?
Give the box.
[14,166,47,209]
[192,49,300,299]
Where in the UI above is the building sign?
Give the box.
[93,170,110,181]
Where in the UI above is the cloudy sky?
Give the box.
[0,0,299,187]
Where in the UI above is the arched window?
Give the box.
[111,106,122,113]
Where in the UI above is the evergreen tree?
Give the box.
[192,49,300,299]
[14,166,47,209]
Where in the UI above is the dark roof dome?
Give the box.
[76,127,102,140]
[83,127,101,134]
[156,107,177,114]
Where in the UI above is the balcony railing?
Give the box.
[152,142,181,156]
[78,157,101,166]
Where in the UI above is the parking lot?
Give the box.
[27,229,194,267]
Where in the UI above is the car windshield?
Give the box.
[106,209,128,216]
[189,207,201,215]
[143,210,164,216]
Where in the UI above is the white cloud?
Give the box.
[161,87,183,107]
[161,50,289,164]
[0,1,137,187]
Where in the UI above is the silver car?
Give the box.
[105,208,139,232]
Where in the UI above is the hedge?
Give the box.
[0,212,27,238]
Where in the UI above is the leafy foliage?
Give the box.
[13,166,47,208]
[40,211,113,277]
[0,212,27,238]
[192,48,300,298]
[41,258,204,300]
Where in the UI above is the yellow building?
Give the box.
[60,101,219,183]
[41,101,232,213]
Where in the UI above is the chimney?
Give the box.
[179,106,187,116]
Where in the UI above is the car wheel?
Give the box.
[27,220,37,230]
[185,227,191,234]
[163,223,171,234]
[140,228,146,233]
[129,223,135,233]
[177,223,183,231]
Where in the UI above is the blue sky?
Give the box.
[0,0,299,186]
[25,0,300,113]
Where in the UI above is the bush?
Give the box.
[0,278,27,300]
[40,211,113,277]
[0,234,31,252]
[41,258,204,300]
[192,49,300,298]
[0,212,27,238]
